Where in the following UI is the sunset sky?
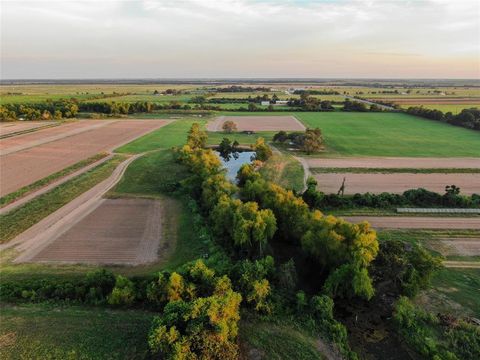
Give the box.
[1,0,479,79]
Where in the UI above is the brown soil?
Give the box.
[207,115,305,132]
[344,216,480,230]
[29,198,164,265]
[313,173,480,195]
[429,238,480,256]
[305,157,480,169]
[0,120,113,153]
[0,120,168,196]
[0,121,56,136]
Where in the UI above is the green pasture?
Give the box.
[294,112,480,157]
[0,304,152,360]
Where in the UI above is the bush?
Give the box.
[108,275,136,306]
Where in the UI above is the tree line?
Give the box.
[406,106,480,131]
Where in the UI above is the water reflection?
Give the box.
[215,151,255,182]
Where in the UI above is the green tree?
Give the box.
[186,123,207,149]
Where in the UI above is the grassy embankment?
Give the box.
[0,153,109,208]
[0,304,153,360]
[0,155,125,244]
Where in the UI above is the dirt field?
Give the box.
[344,216,480,230]
[0,120,114,154]
[0,120,168,196]
[428,238,480,256]
[28,198,163,265]
[314,173,480,195]
[206,115,305,132]
[305,157,480,169]
[0,121,56,136]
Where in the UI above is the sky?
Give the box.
[1,0,479,79]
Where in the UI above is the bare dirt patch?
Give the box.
[0,121,56,137]
[0,120,168,196]
[26,198,164,265]
[343,216,480,230]
[305,157,480,169]
[314,173,480,195]
[0,120,112,153]
[207,115,305,132]
[428,238,480,256]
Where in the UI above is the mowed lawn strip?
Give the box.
[0,152,109,208]
[0,304,153,360]
[0,155,125,243]
[294,112,480,157]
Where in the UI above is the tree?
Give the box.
[301,128,323,154]
[252,137,273,161]
[222,120,238,133]
[186,123,207,149]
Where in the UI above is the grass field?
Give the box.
[0,304,152,359]
[115,119,203,153]
[240,318,325,360]
[259,152,305,192]
[294,112,480,157]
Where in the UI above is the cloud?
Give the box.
[1,0,478,78]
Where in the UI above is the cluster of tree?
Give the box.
[406,106,480,130]
[342,98,384,112]
[273,129,324,154]
[303,178,480,210]
[239,169,379,300]
[212,86,271,92]
[1,100,79,120]
[287,93,335,111]
[147,260,242,359]
[293,89,340,95]
[78,101,154,115]
[372,240,442,297]
[394,296,480,360]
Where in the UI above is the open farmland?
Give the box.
[305,157,480,169]
[313,172,480,195]
[0,121,57,137]
[20,198,165,265]
[294,112,480,157]
[0,120,115,153]
[345,216,480,230]
[207,115,306,132]
[0,120,169,196]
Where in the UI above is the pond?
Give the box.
[215,151,255,182]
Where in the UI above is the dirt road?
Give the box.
[305,157,480,169]
[343,216,480,230]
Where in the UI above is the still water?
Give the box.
[215,151,255,182]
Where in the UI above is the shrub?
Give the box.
[108,275,136,306]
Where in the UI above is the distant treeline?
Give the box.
[406,107,480,131]
[0,100,80,120]
[293,89,340,95]
[210,85,272,92]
